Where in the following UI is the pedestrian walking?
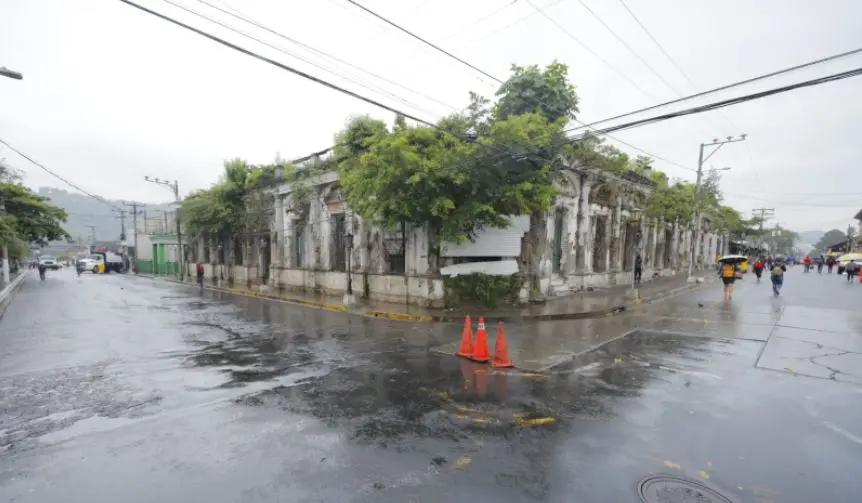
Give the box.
[719,261,738,301]
[195,260,205,293]
[752,258,765,284]
[770,260,786,297]
[845,260,858,283]
[634,253,643,285]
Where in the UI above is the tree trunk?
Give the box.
[522,211,548,298]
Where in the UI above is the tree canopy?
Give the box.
[181,158,282,241]
[183,59,752,254]
[336,61,580,244]
[0,165,70,257]
[814,229,847,253]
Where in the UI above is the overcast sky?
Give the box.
[1,0,860,232]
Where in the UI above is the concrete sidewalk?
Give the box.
[0,271,26,319]
[132,270,714,323]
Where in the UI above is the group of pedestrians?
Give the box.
[748,257,786,297]
[721,254,861,302]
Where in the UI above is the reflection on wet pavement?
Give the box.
[0,268,860,502]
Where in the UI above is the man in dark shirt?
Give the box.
[634,254,643,285]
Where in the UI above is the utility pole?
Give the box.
[123,201,145,273]
[144,177,184,280]
[688,134,746,279]
[113,208,128,241]
[86,225,97,247]
[752,208,774,254]
[847,224,855,253]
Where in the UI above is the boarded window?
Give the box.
[294,219,304,268]
[384,222,406,275]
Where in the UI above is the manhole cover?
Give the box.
[637,475,733,503]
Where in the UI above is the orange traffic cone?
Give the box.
[455,315,474,358]
[491,321,513,368]
[471,317,490,363]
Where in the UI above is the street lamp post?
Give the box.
[344,232,355,306]
[144,176,185,280]
[630,208,643,292]
[688,134,746,281]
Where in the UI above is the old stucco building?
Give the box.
[190,154,728,308]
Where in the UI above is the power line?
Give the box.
[193,0,459,112]
[0,137,121,211]
[454,0,566,49]
[343,0,694,170]
[571,0,687,98]
[576,66,862,137]
[120,0,862,184]
[160,0,445,119]
[616,0,700,93]
[117,0,436,128]
[342,0,499,84]
[565,46,862,132]
[524,0,661,101]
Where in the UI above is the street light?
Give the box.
[689,135,746,280]
[344,232,355,306]
[0,67,22,80]
[629,208,643,292]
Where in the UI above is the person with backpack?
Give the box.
[770,259,787,296]
[845,259,858,283]
[719,261,738,301]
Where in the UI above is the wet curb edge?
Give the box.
[0,273,27,321]
[130,273,714,323]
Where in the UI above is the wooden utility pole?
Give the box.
[123,202,145,273]
[112,208,128,241]
[752,208,774,253]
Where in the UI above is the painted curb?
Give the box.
[0,273,27,320]
[131,273,713,324]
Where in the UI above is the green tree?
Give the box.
[181,158,280,244]
[0,182,70,247]
[494,61,579,122]
[813,228,847,253]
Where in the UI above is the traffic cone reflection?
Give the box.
[474,367,488,397]
[491,321,513,368]
[455,315,474,358]
[471,317,490,363]
[458,358,474,392]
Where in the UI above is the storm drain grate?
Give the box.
[637,475,733,503]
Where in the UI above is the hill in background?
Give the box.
[38,187,172,244]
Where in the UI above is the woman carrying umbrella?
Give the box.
[718,255,745,302]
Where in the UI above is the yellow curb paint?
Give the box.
[515,417,556,427]
[442,411,500,425]
[367,311,434,322]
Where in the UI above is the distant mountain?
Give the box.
[797,230,825,245]
[38,188,172,244]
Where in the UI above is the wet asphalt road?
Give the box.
[1,266,861,502]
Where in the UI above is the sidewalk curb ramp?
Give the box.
[131,273,711,323]
[0,273,27,320]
